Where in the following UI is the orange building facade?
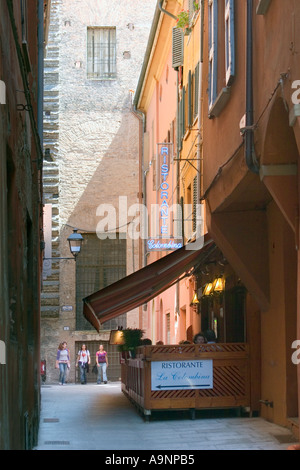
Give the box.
[135,0,202,345]
[134,0,300,436]
[202,0,299,433]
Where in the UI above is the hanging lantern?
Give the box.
[203,283,214,296]
[213,277,225,293]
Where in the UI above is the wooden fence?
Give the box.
[121,343,253,418]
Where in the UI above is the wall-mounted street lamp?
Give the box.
[213,277,225,293]
[67,229,84,259]
[202,277,225,296]
[43,229,84,261]
[191,291,200,305]
[203,282,214,296]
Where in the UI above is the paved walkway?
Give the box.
[34,383,298,451]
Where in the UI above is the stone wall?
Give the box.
[41,0,157,383]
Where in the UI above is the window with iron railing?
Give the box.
[87,27,117,80]
[76,234,127,331]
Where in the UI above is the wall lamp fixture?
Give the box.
[203,282,214,296]
[191,291,200,305]
[43,229,84,261]
[109,327,125,345]
[203,277,225,296]
[213,277,225,293]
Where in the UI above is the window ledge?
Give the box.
[208,87,231,119]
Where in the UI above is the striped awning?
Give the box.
[83,237,217,332]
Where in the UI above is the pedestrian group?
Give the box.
[55,331,217,385]
[56,342,109,385]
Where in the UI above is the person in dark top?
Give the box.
[203,329,217,343]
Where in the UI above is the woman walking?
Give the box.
[56,342,70,385]
[96,344,108,384]
[76,344,91,384]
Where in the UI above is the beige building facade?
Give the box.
[41,0,156,383]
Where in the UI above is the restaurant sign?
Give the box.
[151,359,213,391]
[148,142,183,251]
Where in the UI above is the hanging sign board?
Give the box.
[148,143,183,252]
[151,359,213,391]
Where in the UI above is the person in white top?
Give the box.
[76,344,91,384]
[56,342,70,385]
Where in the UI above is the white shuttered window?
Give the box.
[208,0,218,109]
[225,0,235,86]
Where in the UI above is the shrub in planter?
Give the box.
[118,328,144,358]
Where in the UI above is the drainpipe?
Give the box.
[132,105,147,269]
[38,0,44,147]
[38,0,44,205]
[158,1,178,21]
[176,72,180,331]
[131,103,146,328]
[245,0,259,174]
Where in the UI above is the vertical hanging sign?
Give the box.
[148,143,183,252]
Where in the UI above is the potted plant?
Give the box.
[176,3,199,35]
[118,328,144,358]
[176,10,190,35]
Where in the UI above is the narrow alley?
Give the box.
[2,0,300,451]
[34,383,296,451]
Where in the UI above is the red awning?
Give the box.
[83,238,217,332]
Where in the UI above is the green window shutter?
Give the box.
[182,87,186,137]
[193,175,198,232]
[194,62,199,119]
[177,98,182,151]
[188,70,193,127]
[177,89,186,151]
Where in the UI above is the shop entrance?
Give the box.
[200,284,246,343]
[75,341,121,383]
